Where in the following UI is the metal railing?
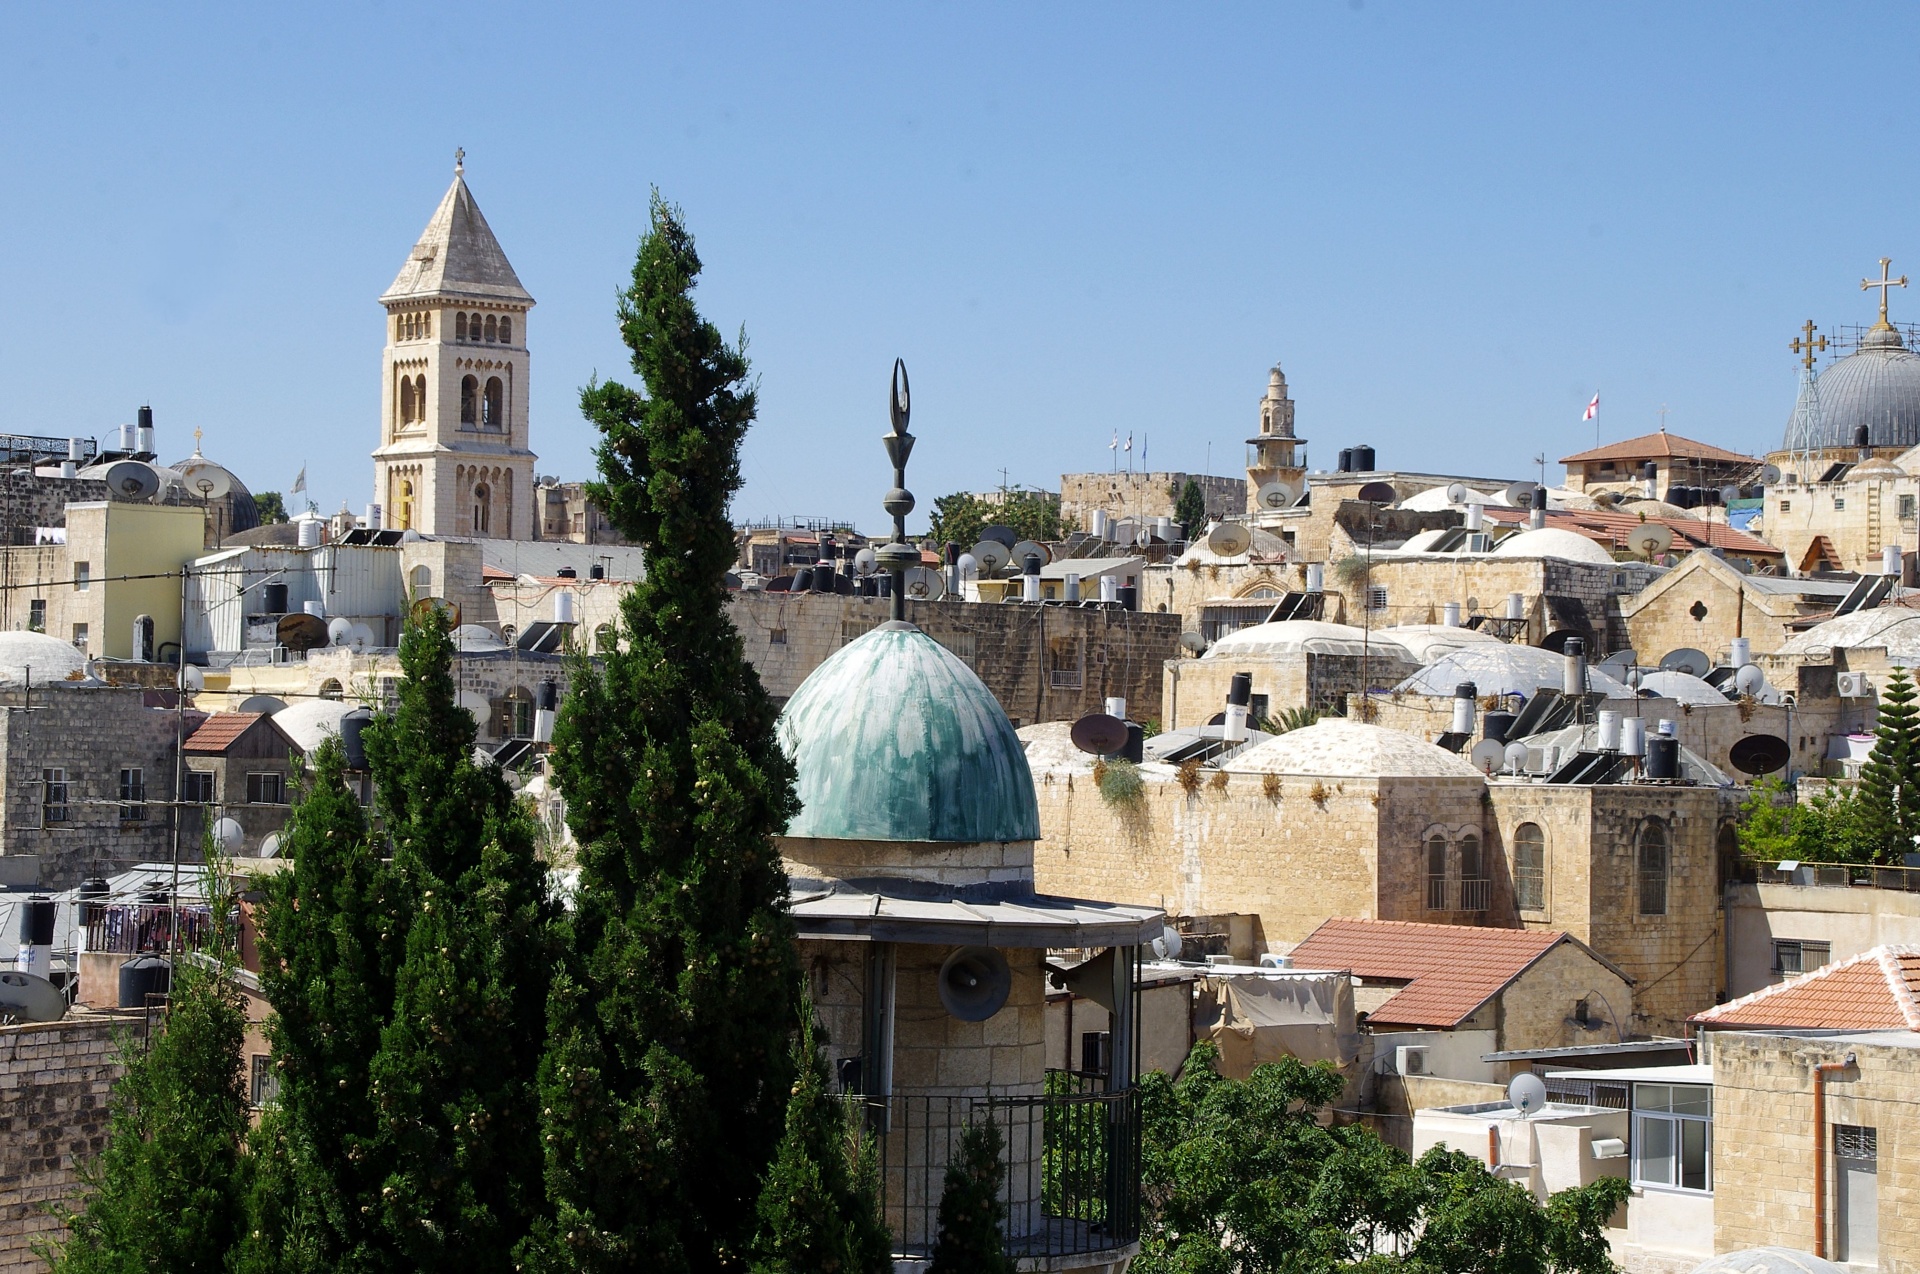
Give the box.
[1743,861,1920,892]
[84,904,214,955]
[850,1076,1142,1262]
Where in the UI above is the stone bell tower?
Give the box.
[1246,362,1308,516]
[372,152,537,539]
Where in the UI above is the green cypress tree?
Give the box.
[1858,665,1920,862]
[528,192,802,1273]
[240,739,401,1274]
[927,1119,1013,1274]
[749,1003,892,1274]
[1174,479,1207,540]
[46,906,250,1273]
[360,608,559,1271]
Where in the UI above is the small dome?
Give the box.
[779,623,1040,842]
[1691,1249,1844,1274]
[1851,455,1907,482]
[1637,669,1730,706]
[271,699,356,753]
[1379,623,1505,664]
[1205,620,1416,662]
[1775,605,1920,660]
[1223,718,1485,780]
[1492,527,1617,564]
[0,631,88,686]
[1397,645,1633,700]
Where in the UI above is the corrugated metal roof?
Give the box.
[1691,945,1920,1031]
[1290,918,1592,1028]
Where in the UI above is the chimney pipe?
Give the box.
[1530,486,1547,530]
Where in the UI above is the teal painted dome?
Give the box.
[778,622,1041,842]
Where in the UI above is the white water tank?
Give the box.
[1443,602,1462,627]
[553,591,576,624]
[296,517,322,548]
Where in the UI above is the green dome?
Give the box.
[778,622,1041,842]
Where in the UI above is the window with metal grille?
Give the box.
[1426,834,1449,910]
[250,1054,279,1108]
[246,772,286,805]
[119,768,146,821]
[1366,584,1388,611]
[1048,636,1084,689]
[1834,497,1846,511]
[42,769,68,824]
[1458,833,1489,911]
[1773,939,1831,976]
[1638,820,1669,915]
[1514,823,1546,911]
[73,561,89,592]
[183,771,215,804]
[1902,495,1918,520]
[1079,1031,1111,1078]
[28,600,44,633]
[1835,1125,1877,1160]
[768,627,787,646]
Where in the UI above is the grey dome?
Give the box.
[1787,328,1920,450]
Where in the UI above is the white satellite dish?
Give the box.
[956,552,978,580]
[1445,482,1469,505]
[103,460,161,501]
[1626,524,1672,558]
[328,617,355,646]
[1178,631,1208,655]
[178,664,205,692]
[1257,481,1296,510]
[1469,738,1507,772]
[177,460,232,501]
[1503,741,1530,773]
[259,833,282,860]
[0,970,66,1023]
[1149,925,1184,961]
[1735,663,1768,696]
[1206,522,1253,556]
[1660,647,1712,677]
[1010,539,1050,569]
[903,566,946,600]
[1507,1071,1548,1118]
[211,817,246,854]
[1504,480,1540,508]
[1759,464,1782,485]
[852,547,879,577]
[971,541,1011,576]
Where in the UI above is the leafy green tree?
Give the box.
[926,490,1069,550]
[1735,777,1882,867]
[240,739,400,1274]
[46,900,250,1274]
[749,1003,891,1274]
[359,608,559,1272]
[529,192,801,1273]
[254,492,290,524]
[1174,479,1208,539]
[1858,665,1920,861]
[927,1119,1013,1274]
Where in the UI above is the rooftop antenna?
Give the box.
[877,359,918,622]
[1788,319,1828,477]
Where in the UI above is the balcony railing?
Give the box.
[1741,861,1920,892]
[849,1075,1141,1263]
[84,904,214,955]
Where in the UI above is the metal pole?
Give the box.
[168,566,187,963]
[878,360,918,623]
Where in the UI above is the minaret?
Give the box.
[1245,362,1307,516]
[372,152,537,538]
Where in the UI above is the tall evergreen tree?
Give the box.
[927,1119,1013,1274]
[1174,479,1207,540]
[240,739,399,1274]
[46,901,250,1274]
[1859,664,1920,861]
[749,1003,892,1274]
[360,608,560,1271]
[529,192,802,1273]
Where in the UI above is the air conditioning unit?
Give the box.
[1839,671,1872,698]
[1395,1045,1429,1076]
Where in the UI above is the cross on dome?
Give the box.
[1863,256,1908,330]
[1790,319,1828,372]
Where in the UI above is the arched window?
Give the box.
[1716,822,1740,909]
[460,376,478,425]
[422,311,431,338]
[456,312,468,341]
[483,377,504,429]
[398,480,415,531]
[1459,833,1487,911]
[1514,823,1546,912]
[414,375,427,418]
[484,315,497,342]
[1638,820,1669,916]
[498,316,511,344]
[410,563,432,599]
[473,484,491,534]
[319,679,344,701]
[399,376,416,424]
[1242,586,1281,599]
[1426,833,1449,910]
[595,623,616,653]
[495,686,535,739]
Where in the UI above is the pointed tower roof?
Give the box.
[381,161,533,307]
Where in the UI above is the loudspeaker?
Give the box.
[937,946,1011,1022]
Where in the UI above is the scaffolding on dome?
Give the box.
[1786,364,1826,480]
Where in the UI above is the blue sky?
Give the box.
[1,4,1914,530]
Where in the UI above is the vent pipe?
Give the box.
[1561,637,1587,697]
[1729,637,1751,669]
[1442,602,1462,627]
[1451,682,1476,737]
[135,405,154,456]
[1506,592,1525,620]
[1225,671,1253,743]
[1621,717,1646,758]
[1305,563,1324,593]
[1597,709,1622,752]
[1064,572,1081,602]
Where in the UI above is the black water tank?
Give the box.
[262,582,289,614]
[1122,722,1145,764]
[340,707,373,771]
[79,876,109,927]
[589,564,606,581]
[1117,585,1137,611]
[1646,737,1680,780]
[1353,444,1376,472]
[1338,448,1354,473]
[18,897,54,946]
[118,956,171,1009]
[1856,424,1872,450]
[812,563,836,593]
[792,568,815,593]
[557,566,577,578]
[1482,711,1517,744]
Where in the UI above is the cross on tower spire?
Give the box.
[1862,257,1908,330]
[454,147,465,176]
[1790,319,1829,372]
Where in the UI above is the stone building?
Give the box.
[1160,619,1420,726]
[0,501,207,661]
[1559,429,1757,497]
[1058,470,1244,533]
[0,1013,131,1272]
[1244,363,1308,515]
[1619,550,1857,664]
[534,479,629,545]
[178,712,299,853]
[372,157,537,540]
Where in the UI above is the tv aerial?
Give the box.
[1206,522,1253,556]
[1257,481,1296,510]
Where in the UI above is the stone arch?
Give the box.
[484,314,498,342]
[399,374,416,425]
[484,377,504,430]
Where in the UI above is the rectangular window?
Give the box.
[840,618,878,646]
[246,772,286,805]
[119,767,146,821]
[1836,1124,1878,1264]
[27,600,45,633]
[1835,497,1846,511]
[42,768,68,824]
[1631,1083,1711,1192]
[73,561,90,591]
[1902,495,1917,520]
[1773,939,1831,976]
[1366,584,1388,611]
[71,623,87,651]
[183,771,215,804]
[1426,837,1449,911]
[1780,500,1791,513]
[768,627,788,646]
[250,1054,279,1108]
[1048,635,1084,689]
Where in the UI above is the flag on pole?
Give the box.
[1124,433,1132,453]
[1583,394,1600,421]
[1108,431,1118,451]
[291,465,307,495]
[1141,435,1147,465]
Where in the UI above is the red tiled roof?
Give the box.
[183,712,266,755]
[1289,918,1579,1028]
[1690,946,1920,1031]
[1560,430,1756,466]
[1482,506,1781,558]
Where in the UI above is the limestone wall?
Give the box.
[1494,939,1635,1054]
[1058,471,1245,530]
[0,1013,131,1270]
[1726,881,1920,999]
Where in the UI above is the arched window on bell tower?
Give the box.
[484,315,498,342]
[414,375,427,419]
[499,316,512,344]
[456,312,469,341]
[473,483,491,534]
[483,377,504,430]
[397,479,415,530]
[399,376,416,425]
[461,376,478,426]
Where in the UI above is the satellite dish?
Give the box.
[1503,741,1530,773]
[1728,734,1792,776]
[103,460,160,501]
[852,547,878,577]
[237,694,286,714]
[1257,481,1296,510]
[178,664,205,692]
[938,946,1012,1021]
[1356,481,1397,505]
[971,541,1011,575]
[1507,1072,1548,1118]
[259,833,283,860]
[1626,524,1673,558]
[211,817,245,853]
[1760,464,1782,485]
[902,566,946,601]
[1178,631,1208,655]
[1149,925,1184,961]
[0,971,66,1023]
[1469,738,1507,772]
[1070,713,1130,756]
[1595,650,1637,678]
[177,460,232,501]
[1538,629,1581,654]
[979,524,1018,549]
[327,617,355,646]
[345,622,376,652]
[1504,480,1540,507]
[955,552,978,579]
[1719,485,1741,508]
[1206,522,1253,556]
[1011,539,1050,568]
[1735,663,1768,696]
[277,612,330,652]
[1445,482,1469,505]
[1660,647,1711,677]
